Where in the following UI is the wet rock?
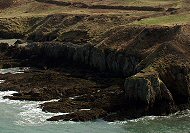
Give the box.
[47,109,107,122]
[0,43,9,51]
[14,39,25,45]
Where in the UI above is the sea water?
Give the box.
[0,67,190,133]
[1,91,190,133]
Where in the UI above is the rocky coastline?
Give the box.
[0,23,190,122]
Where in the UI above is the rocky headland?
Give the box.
[0,0,190,122]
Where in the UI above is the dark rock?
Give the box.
[47,109,107,121]
[14,39,25,45]
[124,71,176,116]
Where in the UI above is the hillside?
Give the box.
[0,0,189,40]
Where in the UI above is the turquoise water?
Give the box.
[0,68,190,133]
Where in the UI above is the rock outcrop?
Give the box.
[124,71,176,116]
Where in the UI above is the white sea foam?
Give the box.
[0,91,17,98]
[16,101,67,126]
[0,80,5,83]
[0,91,68,126]
[16,98,68,126]
[0,39,17,45]
[69,95,81,100]
[108,109,190,127]
[80,109,91,111]
[0,67,29,74]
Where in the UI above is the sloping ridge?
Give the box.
[35,0,165,11]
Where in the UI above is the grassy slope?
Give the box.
[1,0,172,17]
[131,12,190,26]
[0,0,189,39]
[0,0,182,17]
[54,0,180,7]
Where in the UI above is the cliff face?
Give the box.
[124,25,190,116]
[14,42,139,77]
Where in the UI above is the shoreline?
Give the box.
[1,24,190,121]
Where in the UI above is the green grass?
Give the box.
[130,12,190,26]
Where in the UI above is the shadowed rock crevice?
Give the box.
[6,42,140,77]
[158,65,190,105]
